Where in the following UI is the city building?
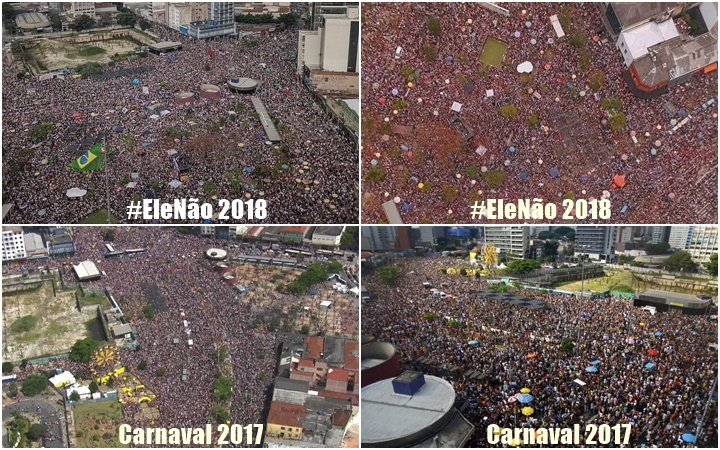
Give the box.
[312,226,346,247]
[575,226,619,262]
[2,227,27,261]
[309,2,359,31]
[416,227,437,246]
[185,2,236,39]
[362,371,475,447]
[266,402,306,440]
[324,96,359,136]
[297,6,359,75]
[278,226,310,245]
[601,2,718,96]
[649,226,670,244]
[23,232,48,259]
[308,70,359,95]
[149,2,169,25]
[168,3,193,30]
[668,226,719,263]
[360,341,401,387]
[634,289,713,315]
[70,2,95,17]
[483,226,529,258]
[361,227,398,252]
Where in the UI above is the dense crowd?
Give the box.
[5,226,358,447]
[363,256,718,447]
[3,20,357,224]
[361,3,717,224]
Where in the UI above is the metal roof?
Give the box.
[361,375,455,445]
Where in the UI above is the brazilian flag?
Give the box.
[69,143,103,171]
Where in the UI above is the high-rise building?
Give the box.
[168,3,193,30]
[483,226,529,258]
[186,2,236,39]
[361,227,398,252]
[297,6,359,75]
[668,226,693,250]
[149,2,169,25]
[649,226,670,244]
[416,227,436,246]
[309,2,359,30]
[70,2,95,17]
[575,226,618,262]
[668,226,718,263]
[2,227,27,261]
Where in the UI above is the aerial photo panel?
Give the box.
[360,1,718,224]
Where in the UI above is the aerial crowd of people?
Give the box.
[3,17,357,224]
[363,256,718,448]
[361,2,717,224]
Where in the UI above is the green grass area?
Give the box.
[77,291,109,308]
[555,270,717,296]
[555,270,635,294]
[480,37,508,67]
[78,209,119,224]
[74,401,127,448]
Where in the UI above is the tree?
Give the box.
[543,241,559,258]
[301,325,310,335]
[340,227,358,251]
[69,391,80,402]
[213,376,233,402]
[600,97,622,113]
[560,338,576,354]
[7,382,18,398]
[2,362,14,373]
[89,381,99,394]
[76,62,104,77]
[2,3,15,19]
[608,112,627,130]
[21,374,48,396]
[426,17,442,37]
[376,266,400,285]
[143,304,155,320]
[662,251,698,272]
[645,242,670,255]
[103,229,115,242]
[49,13,62,31]
[211,405,230,424]
[117,11,136,27]
[366,166,386,182]
[704,253,717,274]
[500,104,519,119]
[27,423,45,441]
[156,367,166,377]
[138,19,151,30]
[73,14,96,31]
[587,69,606,91]
[28,123,53,143]
[482,170,506,188]
[138,360,147,370]
[69,338,101,363]
[422,44,438,62]
[504,259,541,275]
[325,259,343,274]
[276,13,299,27]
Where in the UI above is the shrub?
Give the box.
[426,17,442,37]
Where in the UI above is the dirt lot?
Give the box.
[26,37,138,72]
[2,281,98,361]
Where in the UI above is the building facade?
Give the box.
[575,226,619,262]
[297,6,359,75]
[483,226,529,258]
[2,227,26,261]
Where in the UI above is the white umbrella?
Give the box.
[66,187,87,199]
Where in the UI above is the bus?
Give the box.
[285,249,300,256]
[125,248,146,255]
[317,249,334,256]
[104,251,125,259]
[2,375,18,384]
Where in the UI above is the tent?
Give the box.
[66,188,87,199]
[612,174,626,188]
